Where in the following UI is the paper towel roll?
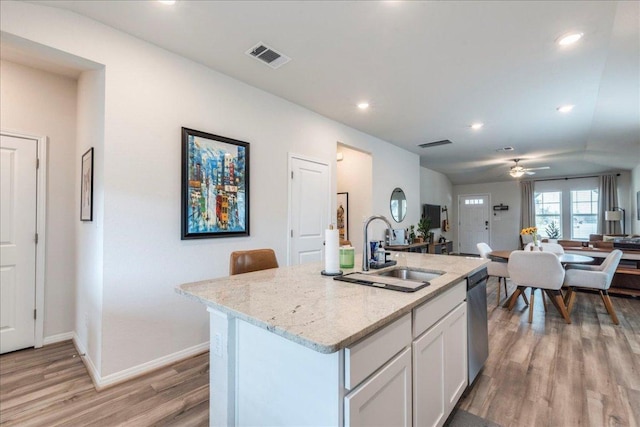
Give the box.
[325,228,340,274]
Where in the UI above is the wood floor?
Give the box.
[459,278,640,427]
[0,342,209,426]
[1,280,638,427]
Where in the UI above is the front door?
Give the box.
[288,155,330,265]
[458,194,490,255]
[1,134,38,354]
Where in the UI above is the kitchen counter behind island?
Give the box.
[177,252,488,427]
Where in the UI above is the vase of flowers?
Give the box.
[521,226,539,249]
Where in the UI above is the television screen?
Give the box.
[423,204,441,229]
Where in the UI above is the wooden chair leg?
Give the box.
[542,289,548,312]
[566,288,577,315]
[503,278,508,297]
[528,288,535,323]
[520,290,529,305]
[507,286,525,310]
[550,290,571,324]
[600,290,620,325]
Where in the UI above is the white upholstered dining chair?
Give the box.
[477,242,528,306]
[524,242,565,254]
[563,250,623,325]
[507,250,571,324]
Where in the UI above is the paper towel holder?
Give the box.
[321,224,343,276]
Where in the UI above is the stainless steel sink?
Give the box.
[374,267,443,282]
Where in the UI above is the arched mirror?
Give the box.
[390,187,407,223]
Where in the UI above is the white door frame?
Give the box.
[1,130,47,348]
[457,193,491,253]
[287,153,332,267]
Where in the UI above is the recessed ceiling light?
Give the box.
[557,104,575,113]
[558,32,583,46]
[158,0,176,5]
[357,102,369,110]
[470,123,484,130]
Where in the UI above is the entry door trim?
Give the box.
[1,130,48,348]
[287,153,332,267]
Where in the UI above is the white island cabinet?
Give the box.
[177,253,486,427]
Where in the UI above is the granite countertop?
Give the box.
[176,252,488,354]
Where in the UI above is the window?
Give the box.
[571,190,598,240]
[534,191,562,238]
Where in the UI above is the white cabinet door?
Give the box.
[413,302,467,427]
[443,303,468,411]
[413,314,446,427]
[345,348,412,427]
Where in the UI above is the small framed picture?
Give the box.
[80,147,94,221]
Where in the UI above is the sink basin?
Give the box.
[374,267,443,282]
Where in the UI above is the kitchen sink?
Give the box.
[374,267,444,282]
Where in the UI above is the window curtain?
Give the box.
[520,181,535,229]
[598,174,619,234]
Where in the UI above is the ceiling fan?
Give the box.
[509,159,550,178]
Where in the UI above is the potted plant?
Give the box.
[545,221,560,242]
[416,216,431,243]
[409,225,417,243]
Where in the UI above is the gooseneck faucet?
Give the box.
[362,215,395,271]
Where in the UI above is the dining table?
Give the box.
[488,250,595,265]
[489,250,595,309]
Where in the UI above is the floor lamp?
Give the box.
[605,207,625,235]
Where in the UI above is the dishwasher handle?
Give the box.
[467,267,488,291]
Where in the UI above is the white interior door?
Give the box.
[1,134,38,354]
[458,194,490,255]
[289,155,330,266]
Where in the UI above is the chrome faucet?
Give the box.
[362,215,395,271]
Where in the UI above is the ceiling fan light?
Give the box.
[510,170,525,178]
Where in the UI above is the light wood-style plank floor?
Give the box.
[0,342,209,426]
[1,279,638,427]
[459,278,640,427]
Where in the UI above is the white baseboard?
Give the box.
[43,331,74,346]
[72,334,209,391]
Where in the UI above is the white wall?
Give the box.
[75,68,105,373]
[0,60,77,340]
[337,144,372,254]
[631,165,640,235]
[453,180,522,251]
[420,167,454,243]
[1,1,422,379]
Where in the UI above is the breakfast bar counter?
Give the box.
[177,252,488,426]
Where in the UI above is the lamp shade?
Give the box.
[605,210,622,221]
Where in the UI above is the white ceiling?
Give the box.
[23,1,640,184]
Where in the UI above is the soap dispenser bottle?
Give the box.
[377,241,386,265]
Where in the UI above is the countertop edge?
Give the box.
[176,263,487,354]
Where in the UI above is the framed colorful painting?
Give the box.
[181,128,250,239]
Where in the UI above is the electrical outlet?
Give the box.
[214,332,223,358]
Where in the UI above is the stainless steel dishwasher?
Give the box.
[467,267,488,385]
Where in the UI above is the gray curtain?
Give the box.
[520,181,535,229]
[598,174,619,234]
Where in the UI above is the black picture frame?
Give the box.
[637,191,640,221]
[337,192,349,241]
[181,127,250,239]
[80,147,94,221]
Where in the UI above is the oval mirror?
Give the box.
[390,187,407,223]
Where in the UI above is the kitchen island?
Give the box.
[177,252,488,427]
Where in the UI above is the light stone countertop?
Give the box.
[176,252,488,354]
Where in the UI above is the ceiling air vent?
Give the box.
[245,42,291,69]
[496,146,514,152]
[418,139,453,149]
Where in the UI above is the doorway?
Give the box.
[287,154,331,266]
[0,131,47,353]
[458,194,490,255]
